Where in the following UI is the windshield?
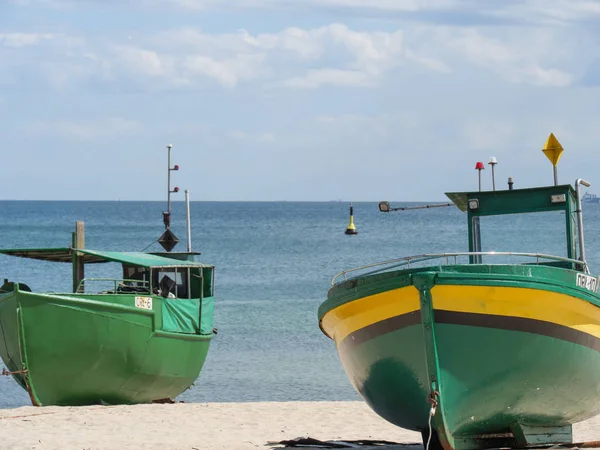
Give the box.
[476,210,572,264]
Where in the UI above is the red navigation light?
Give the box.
[173,165,179,171]
[173,187,179,193]
[475,162,485,170]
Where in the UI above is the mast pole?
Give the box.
[167,144,172,227]
[186,190,192,252]
[576,178,591,271]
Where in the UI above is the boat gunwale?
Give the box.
[1,290,215,340]
[320,264,600,328]
[330,251,589,286]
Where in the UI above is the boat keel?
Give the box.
[510,423,573,447]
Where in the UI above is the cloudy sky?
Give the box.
[1,0,599,201]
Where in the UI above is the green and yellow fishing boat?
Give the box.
[319,134,600,449]
[0,145,216,406]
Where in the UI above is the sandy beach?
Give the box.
[1,401,600,450]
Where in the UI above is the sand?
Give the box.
[1,401,600,450]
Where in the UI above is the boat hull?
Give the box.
[319,265,600,449]
[0,290,213,406]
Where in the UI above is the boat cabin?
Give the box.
[0,247,215,299]
[446,184,584,270]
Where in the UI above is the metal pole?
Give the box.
[478,170,482,192]
[167,144,172,219]
[491,165,496,191]
[389,203,454,212]
[553,166,558,186]
[185,190,192,252]
[576,178,591,271]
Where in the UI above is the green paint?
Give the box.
[414,273,456,450]
[335,308,600,446]
[320,179,600,448]
[321,264,600,320]
[0,243,215,406]
[446,185,579,262]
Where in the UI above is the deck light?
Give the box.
[475,162,485,192]
[173,165,179,171]
[468,199,479,210]
[172,187,179,193]
[378,201,390,213]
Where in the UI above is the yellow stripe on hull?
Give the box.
[322,284,600,345]
[320,286,419,342]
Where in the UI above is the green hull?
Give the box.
[342,323,600,434]
[320,265,600,449]
[0,289,213,406]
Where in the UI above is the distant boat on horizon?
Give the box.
[582,192,600,204]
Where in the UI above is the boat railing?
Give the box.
[331,252,588,286]
[76,278,151,295]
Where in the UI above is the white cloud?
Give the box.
[416,26,576,87]
[28,118,144,140]
[113,46,168,77]
[0,18,586,90]
[489,0,600,25]
[9,0,600,27]
[0,33,56,48]
[284,69,374,89]
[184,53,266,88]
[10,0,458,11]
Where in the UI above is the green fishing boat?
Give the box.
[0,145,216,406]
[318,134,600,449]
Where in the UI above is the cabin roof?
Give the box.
[445,184,577,215]
[0,247,213,268]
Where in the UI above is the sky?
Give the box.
[1,0,600,201]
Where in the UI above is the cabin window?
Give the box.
[474,210,570,264]
[153,268,189,299]
[120,265,151,293]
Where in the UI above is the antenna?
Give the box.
[488,157,498,191]
[158,144,180,252]
[185,189,192,252]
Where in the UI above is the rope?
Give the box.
[140,239,159,252]
[426,390,439,450]
[426,409,434,450]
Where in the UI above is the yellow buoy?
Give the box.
[345,203,358,235]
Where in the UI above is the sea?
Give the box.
[1,200,600,408]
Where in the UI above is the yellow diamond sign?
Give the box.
[542,133,564,166]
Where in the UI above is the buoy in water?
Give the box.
[345,203,358,235]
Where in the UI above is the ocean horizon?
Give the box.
[1,200,600,408]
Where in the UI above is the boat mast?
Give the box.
[185,189,192,252]
[158,144,180,252]
[72,221,85,293]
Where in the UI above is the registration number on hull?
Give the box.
[576,274,599,293]
[135,296,153,310]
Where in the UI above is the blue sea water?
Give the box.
[1,200,600,408]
